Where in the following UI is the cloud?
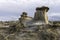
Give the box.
[48,13,60,21]
[0,0,60,21]
[0,16,18,21]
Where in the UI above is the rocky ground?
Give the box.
[0,24,60,40]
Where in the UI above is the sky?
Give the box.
[0,0,60,21]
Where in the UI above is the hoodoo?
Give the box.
[34,6,49,24]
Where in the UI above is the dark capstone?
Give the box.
[36,6,49,12]
[22,12,27,15]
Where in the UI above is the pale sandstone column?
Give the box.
[34,6,49,24]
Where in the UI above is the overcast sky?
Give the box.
[0,0,60,21]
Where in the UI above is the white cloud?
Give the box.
[48,13,60,17]
[48,13,60,21]
[0,16,18,21]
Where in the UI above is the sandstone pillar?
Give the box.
[34,6,49,24]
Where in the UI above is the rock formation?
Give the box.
[0,6,60,40]
[34,6,49,24]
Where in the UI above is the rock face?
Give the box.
[0,6,60,40]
